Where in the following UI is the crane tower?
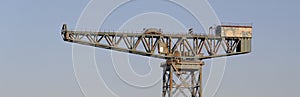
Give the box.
[61,24,252,97]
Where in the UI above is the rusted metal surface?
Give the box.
[143,28,162,34]
[216,25,252,38]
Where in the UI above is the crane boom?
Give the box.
[61,23,252,97]
[61,24,252,60]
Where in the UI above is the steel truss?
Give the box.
[61,24,250,60]
[161,59,204,97]
[61,24,251,97]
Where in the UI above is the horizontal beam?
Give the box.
[62,24,251,60]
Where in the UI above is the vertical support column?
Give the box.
[162,67,167,97]
[169,64,173,97]
[199,65,203,97]
[161,60,204,97]
[191,71,196,97]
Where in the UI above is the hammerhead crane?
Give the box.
[61,24,252,97]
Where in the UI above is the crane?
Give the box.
[61,24,252,97]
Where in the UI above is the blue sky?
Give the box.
[1,0,300,97]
